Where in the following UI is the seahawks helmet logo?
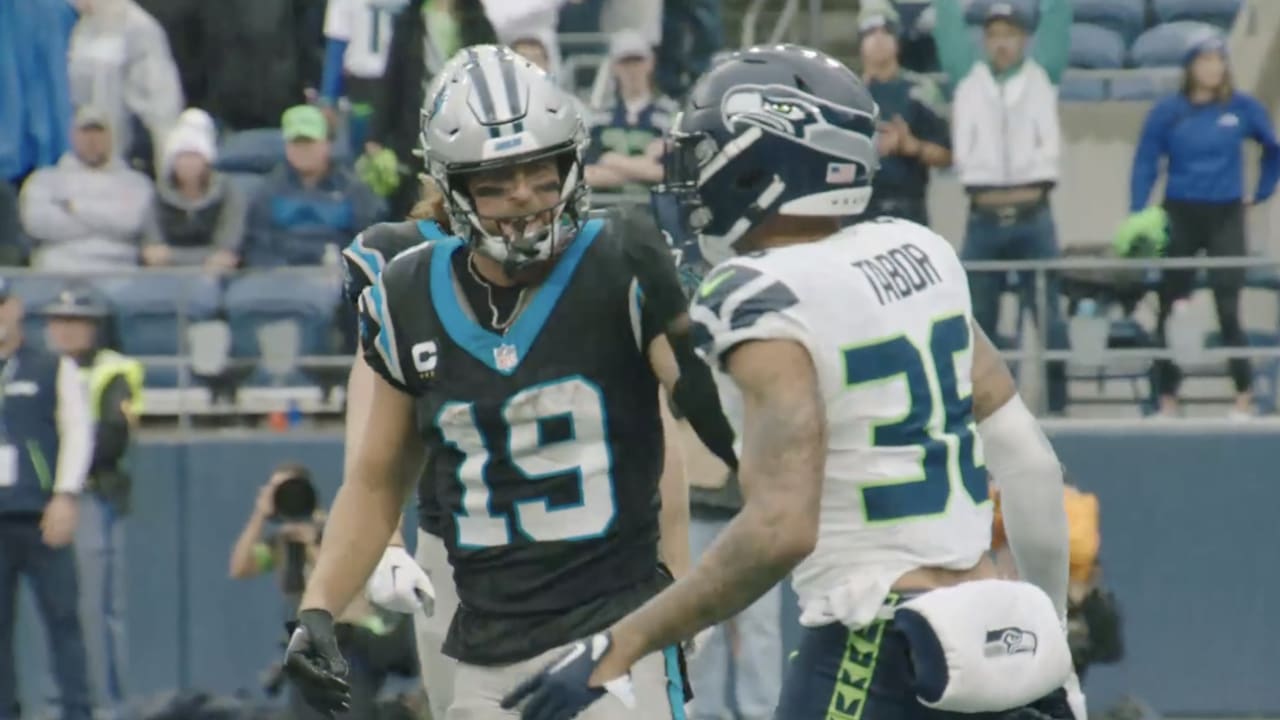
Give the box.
[983,627,1039,658]
[719,83,879,173]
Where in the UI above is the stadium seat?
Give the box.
[215,128,285,174]
[224,271,340,386]
[1130,21,1224,67]
[224,172,266,200]
[1071,0,1146,41]
[963,0,1039,26]
[97,273,223,387]
[1069,23,1127,68]
[1059,76,1109,101]
[1109,74,1165,100]
[1153,0,1243,28]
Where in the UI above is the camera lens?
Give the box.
[272,476,317,521]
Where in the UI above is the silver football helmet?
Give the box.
[419,45,590,270]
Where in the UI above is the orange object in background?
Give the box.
[267,410,289,432]
[991,484,1101,584]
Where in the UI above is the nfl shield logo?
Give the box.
[494,344,519,371]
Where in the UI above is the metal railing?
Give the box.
[7,253,1279,421]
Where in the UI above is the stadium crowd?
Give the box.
[0,0,1273,718]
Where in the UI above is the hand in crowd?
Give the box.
[41,493,78,548]
[877,115,921,158]
[141,243,172,267]
[204,249,239,273]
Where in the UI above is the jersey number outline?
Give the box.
[842,314,987,522]
[436,376,617,549]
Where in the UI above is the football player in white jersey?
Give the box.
[503,44,1083,720]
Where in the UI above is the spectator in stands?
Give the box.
[242,106,383,268]
[0,184,21,267]
[230,463,412,720]
[151,113,245,270]
[1128,35,1279,419]
[656,0,724,98]
[67,0,184,177]
[0,0,76,190]
[855,2,952,226]
[507,29,560,76]
[583,30,676,192]
[932,0,1072,414]
[367,0,478,219]
[19,106,161,273]
[42,288,144,720]
[0,277,95,720]
[320,0,400,153]
[679,420,783,720]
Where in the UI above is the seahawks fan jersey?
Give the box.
[359,210,684,665]
[689,218,994,630]
[342,219,448,536]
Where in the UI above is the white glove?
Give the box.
[365,546,435,616]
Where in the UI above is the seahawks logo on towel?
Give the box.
[983,627,1038,658]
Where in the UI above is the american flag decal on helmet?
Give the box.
[826,162,857,184]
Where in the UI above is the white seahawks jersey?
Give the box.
[324,0,397,79]
[689,218,993,629]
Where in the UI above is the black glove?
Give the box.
[284,609,352,716]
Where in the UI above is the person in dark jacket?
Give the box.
[0,278,95,720]
[42,288,144,720]
[243,106,384,267]
[366,0,494,218]
[1129,34,1280,418]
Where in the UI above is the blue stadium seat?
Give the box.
[963,0,1039,26]
[1060,76,1109,101]
[224,172,266,201]
[1071,0,1146,40]
[1109,74,1165,100]
[1069,23,1127,68]
[215,128,284,174]
[224,271,340,385]
[1130,21,1224,67]
[97,273,223,387]
[1153,0,1243,28]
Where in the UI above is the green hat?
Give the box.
[281,105,328,142]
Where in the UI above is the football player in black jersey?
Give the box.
[284,45,735,719]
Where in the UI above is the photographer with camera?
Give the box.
[229,463,414,719]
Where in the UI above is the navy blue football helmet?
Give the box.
[652,44,880,265]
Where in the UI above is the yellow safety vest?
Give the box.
[83,349,145,421]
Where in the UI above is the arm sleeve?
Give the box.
[1129,101,1170,213]
[90,376,132,473]
[1032,0,1073,84]
[358,265,417,396]
[342,232,384,310]
[54,357,94,495]
[1244,95,1280,204]
[619,207,688,349]
[930,0,978,85]
[908,76,952,148]
[211,183,248,255]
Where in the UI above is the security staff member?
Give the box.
[0,278,95,720]
[855,3,952,226]
[42,288,142,720]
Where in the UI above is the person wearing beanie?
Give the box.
[1128,33,1279,419]
[148,115,246,270]
[854,2,952,227]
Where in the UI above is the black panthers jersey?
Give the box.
[342,219,450,536]
[358,209,686,665]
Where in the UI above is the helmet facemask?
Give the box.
[431,142,590,275]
